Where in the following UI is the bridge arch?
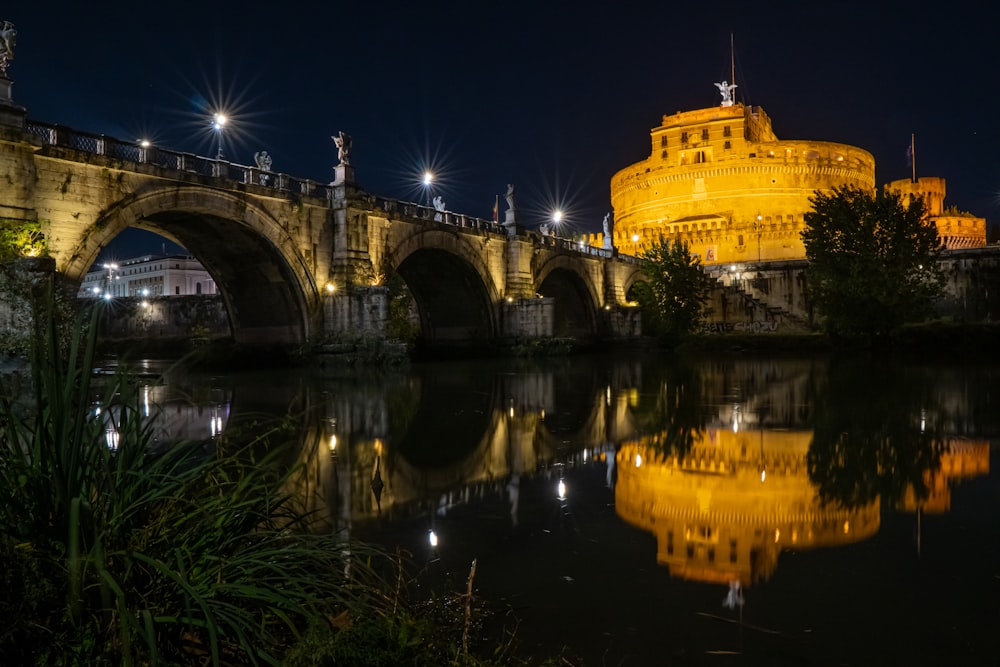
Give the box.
[534,256,601,338]
[386,230,501,343]
[65,185,319,345]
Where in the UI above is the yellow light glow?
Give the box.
[329,434,337,452]
[325,282,336,293]
[635,454,643,468]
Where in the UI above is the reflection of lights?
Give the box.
[920,409,926,433]
[557,479,567,500]
[210,408,224,437]
[143,385,150,417]
[843,521,850,535]
[329,433,338,453]
[606,385,611,406]
[635,454,643,468]
[540,409,545,420]
[374,438,383,455]
[428,530,439,547]
[583,448,589,461]
[774,529,780,543]
[106,429,119,451]
[760,469,766,483]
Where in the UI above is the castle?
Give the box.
[600,93,985,262]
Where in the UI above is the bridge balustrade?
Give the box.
[23,119,335,201]
[21,120,639,263]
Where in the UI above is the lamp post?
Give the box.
[422,170,433,206]
[212,113,227,160]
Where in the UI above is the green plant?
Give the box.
[0,287,390,665]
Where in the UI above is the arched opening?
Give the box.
[67,187,317,348]
[393,248,496,348]
[536,268,597,339]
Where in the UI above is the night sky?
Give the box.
[8,1,999,259]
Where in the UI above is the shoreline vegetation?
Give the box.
[0,294,569,666]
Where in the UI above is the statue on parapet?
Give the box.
[333,131,352,166]
[254,150,272,184]
[0,21,16,78]
[602,212,614,250]
[432,195,446,221]
[714,80,737,107]
[504,182,518,225]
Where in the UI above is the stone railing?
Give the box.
[24,120,334,200]
[366,194,504,235]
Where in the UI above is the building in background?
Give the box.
[78,254,217,298]
[601,95,987,262]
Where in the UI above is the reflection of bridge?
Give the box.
[0,100,642,346]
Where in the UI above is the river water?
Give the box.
[107,350,1000,666]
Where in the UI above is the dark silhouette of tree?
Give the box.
[635,238,711,340]
[807,355,946,508]
[802,186,945,338]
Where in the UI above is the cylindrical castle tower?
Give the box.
[609,103,875,265]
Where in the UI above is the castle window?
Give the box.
[724,140,731,150]
[738,234,745,246]
[723,125,731,137]
[660,136,668,148]
[661,150,668,159]
[701,129,709,140]
[680,131,688,144]
[694,151,707,163]
[776,215,782,224]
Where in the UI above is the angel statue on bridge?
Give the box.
[333,131,352,166]
[0,21,16,78]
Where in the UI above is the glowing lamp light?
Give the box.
[557,479,567,500]
[760,469,766,483]
[212,113,227,130]
[552,209,563,223]
[635,454,643,468]
[422,170,433,187]
[631,233,639,243]
[139,139,151,148]
[428,530,439,547]
[325,282,336,293]
[329,434,338,453]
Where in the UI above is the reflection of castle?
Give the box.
[615,429,880,585]
[898,438,990,514]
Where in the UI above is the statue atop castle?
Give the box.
[714,80,737,107]
[0,21,16,79]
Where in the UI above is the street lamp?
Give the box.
[212,113,227,160]
[422,170,433,206]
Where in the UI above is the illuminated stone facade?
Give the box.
[607,103,875,264]
[885,177,987,250]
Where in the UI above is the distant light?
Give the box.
[631,233,639,243]
[422,171,433,187]
[103,293,112,300]
[552,209,563,223]
[140,301,149,308]
[141,288,149,296]
[213,113,227,130]
[760,469,766,483]
[325,282,336,293]
[428,530,439,547]
[139,139,151,148]
[329,434,337,453]
[635,454,642,468]
[557,479,567,500]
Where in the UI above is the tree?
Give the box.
[636,237,711,339]
[802,185,945,338]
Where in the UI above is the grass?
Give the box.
[0,288,389,665]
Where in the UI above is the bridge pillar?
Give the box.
[602,305,642,339]
[502,297,554,338]
[323,285,388,340]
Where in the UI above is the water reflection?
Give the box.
[120,354,993,588]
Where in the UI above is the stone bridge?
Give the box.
[0,103,642,347]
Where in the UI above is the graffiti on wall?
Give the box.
[702,321,780,334]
